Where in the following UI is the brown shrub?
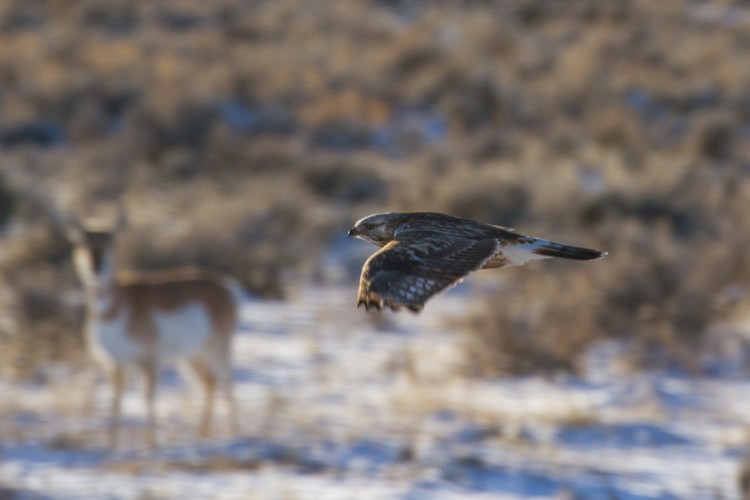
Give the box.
[459,268,600,377]
[2,0,750,379]
[0,221,84,380]
[302,160,388,204]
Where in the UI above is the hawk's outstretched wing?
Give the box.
[357,231,499,312]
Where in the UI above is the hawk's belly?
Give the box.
[481,253,510,269]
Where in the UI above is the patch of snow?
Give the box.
[0,285,747,499]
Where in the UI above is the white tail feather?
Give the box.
[501,240,553,266]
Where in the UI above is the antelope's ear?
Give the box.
[64,216,85,243]
[114,203,128,233]
[47,206,84,243]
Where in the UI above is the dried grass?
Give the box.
[1,0,750,377]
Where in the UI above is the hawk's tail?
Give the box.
[530,240,607,261]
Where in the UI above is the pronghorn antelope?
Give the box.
[69,214,239,449]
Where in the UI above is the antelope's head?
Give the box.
[68,210,127,287]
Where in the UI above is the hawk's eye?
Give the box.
[364,223,376,230]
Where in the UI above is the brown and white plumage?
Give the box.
[348,212,606,312]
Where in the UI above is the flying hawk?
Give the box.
[348,212,606,312]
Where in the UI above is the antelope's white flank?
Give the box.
[69,213,240,449]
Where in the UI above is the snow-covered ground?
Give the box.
[1,284,748,499]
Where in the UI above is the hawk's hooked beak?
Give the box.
[348,227,357,237]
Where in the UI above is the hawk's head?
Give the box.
[348,212,407,246]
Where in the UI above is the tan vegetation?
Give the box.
[0,0,749,378]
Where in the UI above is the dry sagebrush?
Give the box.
[1,0,750,378]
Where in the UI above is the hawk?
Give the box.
[348,212,606,312]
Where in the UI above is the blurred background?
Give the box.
[1,0,750,498]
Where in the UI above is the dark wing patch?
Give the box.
[529,240,607,260]
[357,232,499,312]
